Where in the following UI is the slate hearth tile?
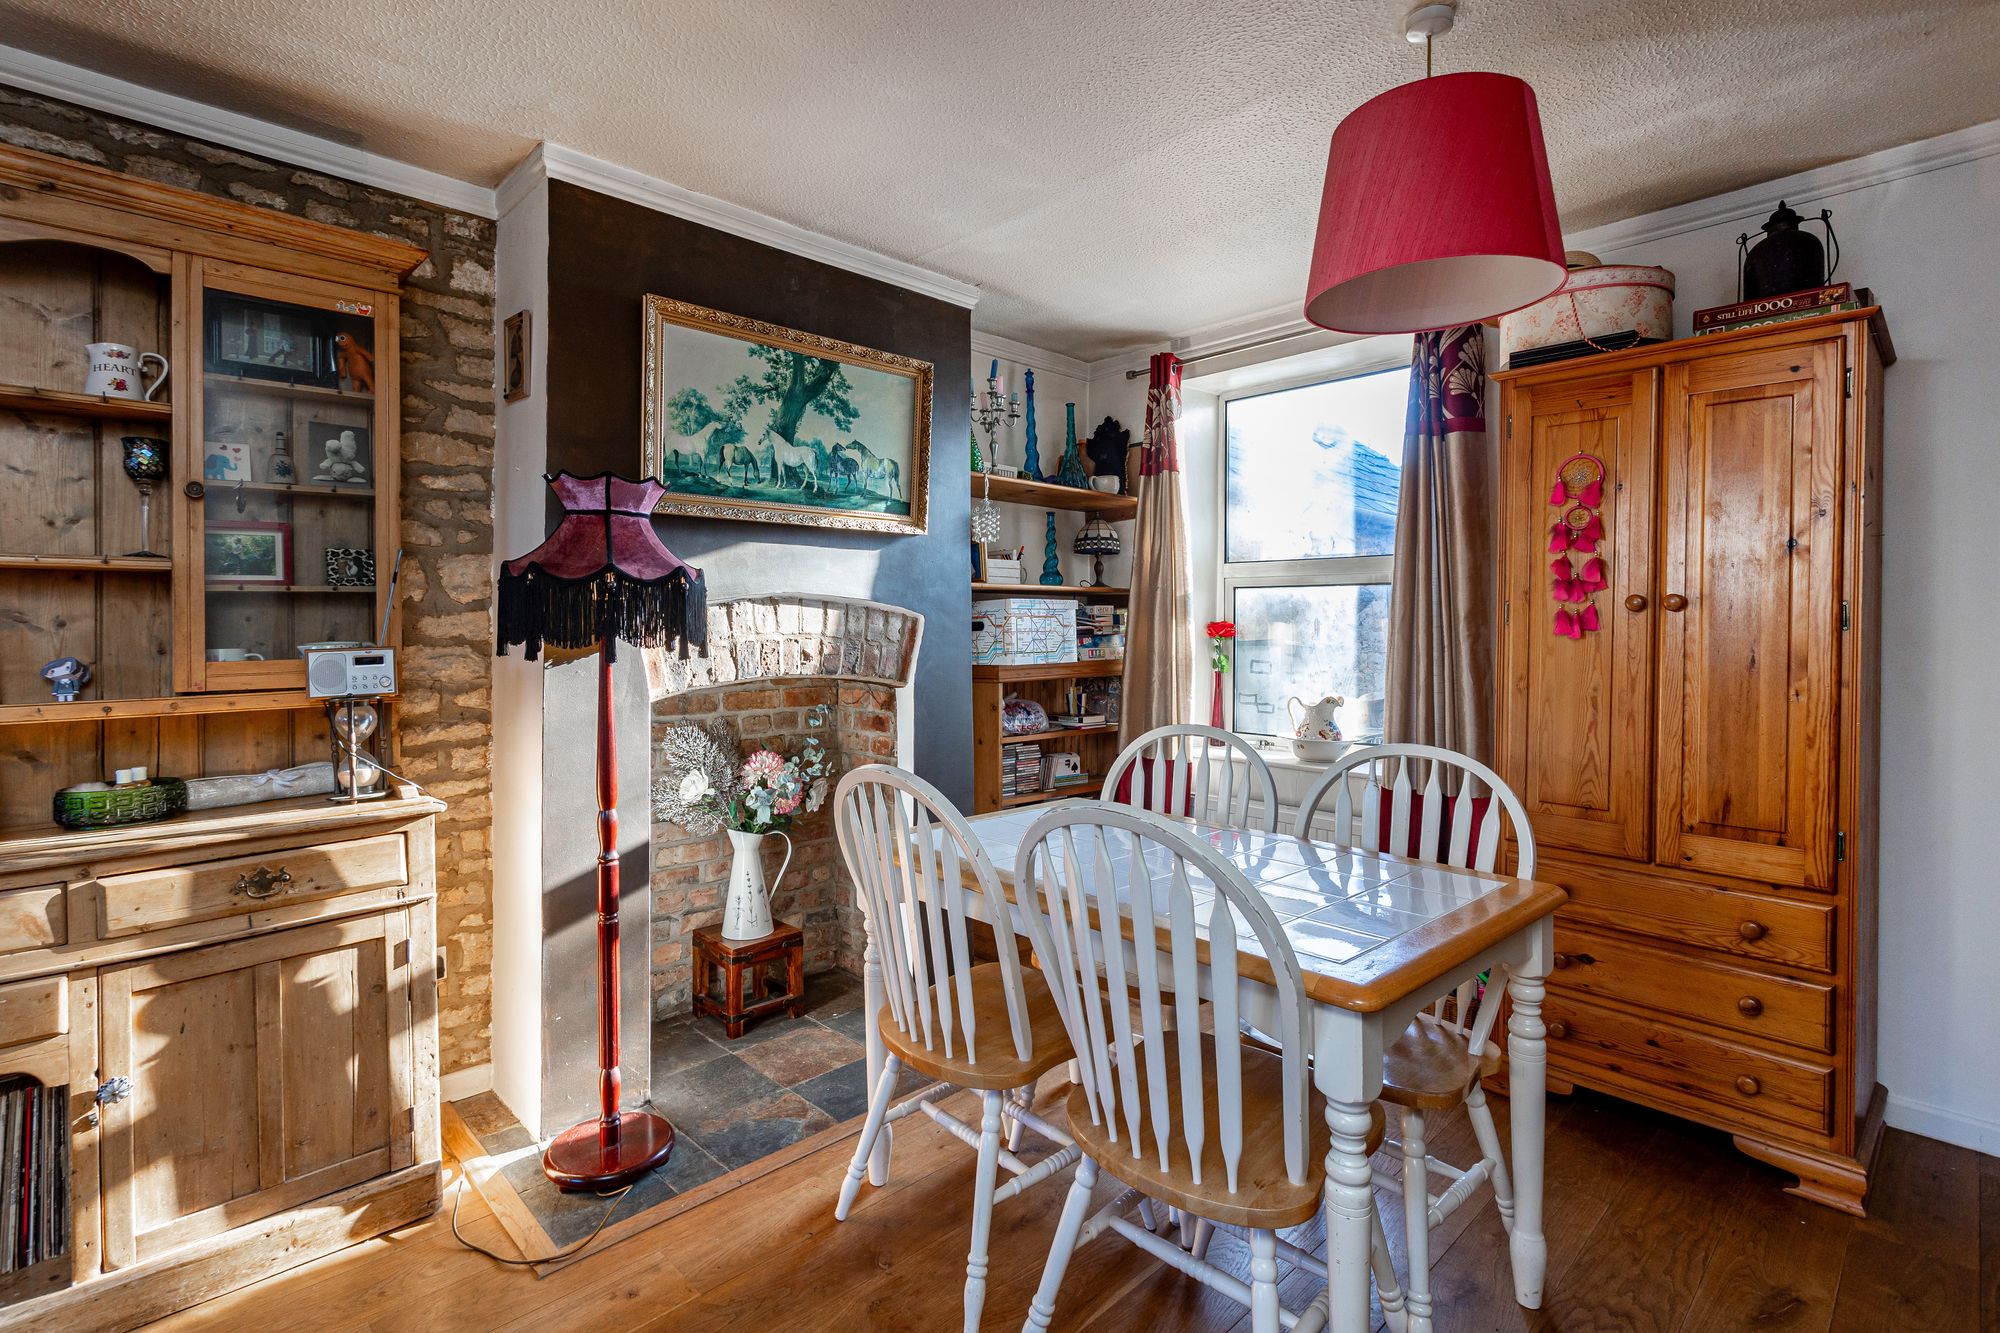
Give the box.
[822,1007,870,1043]
[653,1015,727,1078]
[653,1052,783,1133]
[803,970,865,1017]
[794,1058,934,1123]
[453,1091,516,1140]
[481,1123,536,1157]
[654,1133,726,1195]
[691,1006,813,1048]
[736,1025,866,1088]
[690,1091,835,1171]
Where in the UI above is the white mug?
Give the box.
[206,648,266,662]
[85,342,170,402]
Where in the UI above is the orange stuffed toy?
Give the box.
[332,332,375,395]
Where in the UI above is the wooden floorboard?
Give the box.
[142,1088,1991,1332]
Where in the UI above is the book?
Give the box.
[1692,283,1851,331]
[1693,299,1861,336]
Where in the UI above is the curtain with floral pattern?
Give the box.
[1122,352,1193,743]
[1385,325,1495,759]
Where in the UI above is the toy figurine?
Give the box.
[41,656,90,703]
[332,332,375,395]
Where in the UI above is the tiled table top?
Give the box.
[963,803,1565,1012]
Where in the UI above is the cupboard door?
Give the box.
[1657,341,1843,889]
[96,912,411,1268]
[1500,371,1657,861]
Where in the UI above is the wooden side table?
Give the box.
[692,921,807,1038]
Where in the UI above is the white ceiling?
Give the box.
[5,0,1999,361]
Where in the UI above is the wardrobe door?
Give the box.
[1500,370,1657,862]
[1657,340,1843,890]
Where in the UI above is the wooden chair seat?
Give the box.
[877,962,1074,1089]
[1063,1035,1386,1230]
[1380,1011,1502,1111]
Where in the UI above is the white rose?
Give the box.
[678,771,712,803]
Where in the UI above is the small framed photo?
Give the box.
[202,439,254,483]
[324,546,376,588]
[205,520,293,585]
[503,310,531,402]
[306,421,372,486]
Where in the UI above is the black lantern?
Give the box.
[1736,201,1840,301]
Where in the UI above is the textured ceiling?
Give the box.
[5,0,1999,360]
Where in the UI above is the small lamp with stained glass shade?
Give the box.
[1071,516,1121,587]
[496,471,707,1191]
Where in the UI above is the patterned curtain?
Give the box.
[1121,352,1193,744]
[1385,325,1495,759]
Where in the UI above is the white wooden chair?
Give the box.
[1101,723,1280,831]
[831,765,1081,1332]
[1013,803,1402,1333]
[1292,743,1538,1333]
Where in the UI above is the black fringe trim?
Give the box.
[496,568,707,664]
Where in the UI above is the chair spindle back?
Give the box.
[1100,724,1279,832]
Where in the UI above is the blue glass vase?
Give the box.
[1021,368,1042,481]
[1039,512,1064,586]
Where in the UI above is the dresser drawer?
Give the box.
[0,884,65,955]
[1551,860,1835,973]
[1544,993,1833,1138]
[0,975,67,1048]
[1551,924,1834,1053]
[97,833,410,939]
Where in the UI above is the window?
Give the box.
[1219,365,1409,745]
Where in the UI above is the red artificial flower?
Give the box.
[1205,621,1236,640]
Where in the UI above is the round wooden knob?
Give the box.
[1624,593,1648,612]
[1737,996,1764,1017]
[1662,593,1689,612]
[1546,1020,1570,1040]
[1735,1076,1761,1097]
[1737,920,1767,941]
[1552,952,1572,969]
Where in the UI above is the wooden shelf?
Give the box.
[208,583,374,593]
[208,475,376,499]
[974,473,1137,519]
[0,553,171,572]
[973,582,1128,598]
[973,659,1123,683]
[0,383,172,420]
[999,786,1094,808]
[1002,724,1119,743]
[205,373,373,404]
[0,690,324,726]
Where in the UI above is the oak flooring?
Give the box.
[148,1086,1992,1332]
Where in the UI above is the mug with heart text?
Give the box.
[85,342,171,401]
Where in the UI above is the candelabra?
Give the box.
[969,358,1020,469]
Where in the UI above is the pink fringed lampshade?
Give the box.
[1304,71,1567,335]
[496,471,706,662]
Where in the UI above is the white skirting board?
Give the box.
[1884,1092,2000,1157]
[440,1061,494,1103]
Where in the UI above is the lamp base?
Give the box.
[542,1111,675,1192]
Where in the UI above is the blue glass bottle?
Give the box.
[1021,368,1042,481]
[1039,512,1064,585]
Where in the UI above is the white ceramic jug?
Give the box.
[84,342,170,401]
[720,827,791,941]
[1287,694,1347,763]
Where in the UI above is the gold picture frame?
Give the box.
[640,295,932,535]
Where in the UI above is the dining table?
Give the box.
[858,800,1567,1331]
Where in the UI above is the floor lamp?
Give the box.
[497,471,707,1191]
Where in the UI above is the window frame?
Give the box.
[1213,355,1410,744]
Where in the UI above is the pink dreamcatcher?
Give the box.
[1546,452,1608,639]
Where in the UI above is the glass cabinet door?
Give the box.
[193,265,391,691]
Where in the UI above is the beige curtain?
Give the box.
[1121,352,1193,744]
[1385,325,1495,760]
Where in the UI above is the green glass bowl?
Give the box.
[53,778,188,830]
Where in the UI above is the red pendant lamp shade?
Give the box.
[1304,71,1566,335]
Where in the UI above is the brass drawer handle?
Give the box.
[1735,1076,1761,1097]
[1737,920,1767,941]
[1737,995,1764,1017]
[233,865,293,899]
[1546,1019,1570,1040]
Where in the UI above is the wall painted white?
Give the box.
[1097,118,2000,1154]
[1566,134,2000,1156]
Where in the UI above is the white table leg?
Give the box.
[863,935,891,1186]
[1325,1097,1377,1330]
[1506,936,1550,1308]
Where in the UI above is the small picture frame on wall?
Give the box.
[307,421,372,486]
[205,520,293,585]
[324,547,375,588]
[503,310,531,402]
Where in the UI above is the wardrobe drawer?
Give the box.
[1552,861,1834,973]
[1551,925,1834,1053]
[96,833,409,939]
[1544,993,1833,1138]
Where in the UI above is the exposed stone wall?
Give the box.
[649,679,896,1013]
[0,85,498,1075]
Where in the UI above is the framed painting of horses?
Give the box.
[640,295,933,535]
